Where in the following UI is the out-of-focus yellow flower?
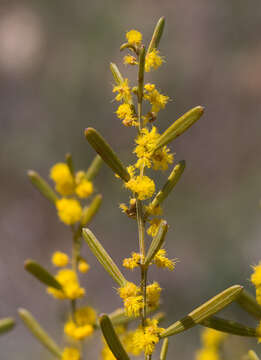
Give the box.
[56,198,82,225]
[123,252,141,270]
[75,179,93,199]
[78,259,90,273]
[126,30,142,46]
[196,348,219,360]
[201,328,227,348]
[123,55,137,65]
[52,251,69,267]
[47,269,85,300]
[50,163,74,196]
[62,347,80,360]
[251,263,261,287]
[147,218,162,237]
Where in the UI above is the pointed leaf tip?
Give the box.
[25,260,63,290]
[0,317,15,335]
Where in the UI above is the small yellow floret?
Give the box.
[47,269,85,300]
[147,218,162,237]
[154,249,176,271]
[65,321,93,340]
[145,49,164,72]
[113,78,131,102]
[50,163,74,196]
[56,198,82,225]
[123,252,141,270]
[124,295,144,317]
[124,55,137,65]
[78,259,90,273]
[146,282,162,308]
[125,175,155,200]
[75,180,93,198]
[62,347,80,360]
[116,103,137,126]
[133,320,163,356]
[52,251,69,267]
[118,282,140,299]
[126,30,142,46]
[64,306,96,340]
[144,86,169,113]
[251,263,261,287]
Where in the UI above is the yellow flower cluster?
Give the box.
[133,319,164,356]
[196,328,227,360]
[146,282,162,308]
[78,259,90,273]
[147,218,163,237]
[47,269,85,300]
[64,306,96,340]
[153,249,176,271]
[126,30,142,46]
[115,103,137,127]
[118,282,144,317]
[145,49,164,72]
[144,83,169,114]
[49,162,94,225]
[134,127,173,171]
[123,252,141,270]
[62,347,80,360]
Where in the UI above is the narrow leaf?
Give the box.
[25,260,63,290]
[110,62,124,85]
[65,153,74,176]
[81,194,102,226]
[155,106,204,151]
[108,308,129,326]
[201,315,258,337]
[0,317,15,335]
[144,221,168,267]
[149,161,185,210]
[236,289,261,319]
[161,285,243,338]
[138,46,146,103]
[148,16,165,53]
[82,228,127,287]
[85,128,130,182]
[18,308,62,358]
[160,338,169,360]
[28,170,57,204]
[100,314,130,360]
[85,155,103,181]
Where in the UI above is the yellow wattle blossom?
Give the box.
[146,282,162,308]
[123,55,137,65]
[52,251,69,267]
[78,259,90,273]
[124,295,144,317]
[47,269,85,300]
[147,218,163,237]
[62,347,80,360]
[154,249,176,271]
[50,163,74,196]
[125,174,155,200]
[251,263,261,287]
[64,306,96,340]
[134,126,173,171]
[133,319,164,356]
[123,252,141,270]
[116,103,137,127]
[144,84,169,113]
[126,30,142,46]
[56,198,82,225]
[113,78,131,102]
[145,48,164,72]
[118,282,140,299]
[118,282,143,317]
[75,179,93,198]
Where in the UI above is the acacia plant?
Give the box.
[1,16,261,360]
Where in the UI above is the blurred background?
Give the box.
[0,1,261,359]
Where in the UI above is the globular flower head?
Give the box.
[201,328,227,348]
[62,347,80,360]
[123,252,142,270]
[56,198,82,225]
[113,78,131,102]
[133,319,164,356]
[251,263,261,287]
[78,259,90,273]
[47,269,85,300]
[64,306,96,340]
[126,30,142,46]
[50,163,74,196]
[52,251,69,267]
[196,348,219,360]
[124,55,137,66]
[153,249,176,271]
[146,282,162,308]
[124,295,144,317]
[75,179,93,199]
[118,282,140,299]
